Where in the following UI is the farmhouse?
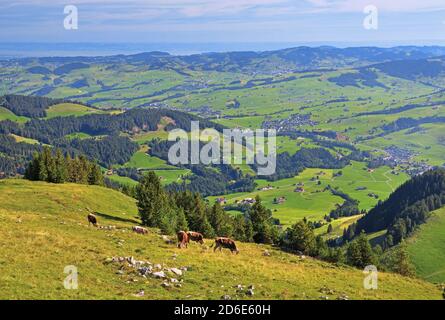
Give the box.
[216,197,226,205]
[294,187,305,193]
[274,196,286,204]
[240,198,256,205]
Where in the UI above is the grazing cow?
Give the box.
[87,213,98,227]
[187,231,204,245]
[132,226,148,235]
[213,237,239,254]
[177,231,189,249]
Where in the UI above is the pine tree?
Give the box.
[88,163,103,186]
[25,151,41,181]
[175,207,188,232]
[54,149,67,183]
[244,218,254,242]
[36,147,50,182]
[282,219,316,255]
[249,195,276,244]
[346,231,376,268]
[43,147,57,183]
[209,202,233,237]
[232,214,247,241]
[327,224,333,233]
[78,155,91,184]
[136,171,169,226]
[393,242,415,277]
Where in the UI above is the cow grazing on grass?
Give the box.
[213,237,239,254]
[177,231,189,249]
[87,213,98,227]
[132,226,148,235]
[187,231,204,245]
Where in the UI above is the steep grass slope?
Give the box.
[407,207,445,283]
[0,179,442,300]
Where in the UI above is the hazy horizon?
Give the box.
[2,1,445,54]
[3,40,445,58]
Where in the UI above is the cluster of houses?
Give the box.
[184,105,221,119]
[262,114,318,133]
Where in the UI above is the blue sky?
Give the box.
[2,0,445,46]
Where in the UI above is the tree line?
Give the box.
[24,147,103,185]
[344,169,445,249]
[0,108,224,144]
[0,94,64,118]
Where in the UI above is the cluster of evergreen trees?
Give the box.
[280,219,414,275]
[24,147,103,185]
[255,147,350,181]
[136,171,278,242]
[0,134,41,177]
[0,104,226,177]
[0,108,223,144]
[326,186,364,220]
[0,94,64,118]
[345,169,445,248]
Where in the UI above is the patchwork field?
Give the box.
[209,162,409,227]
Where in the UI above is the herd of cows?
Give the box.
[87,213,240,254]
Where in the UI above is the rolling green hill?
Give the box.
[407,206,445,283]
[0,179,442,300]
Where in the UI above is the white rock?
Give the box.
[152,271,166,279]
[170,268,182,276]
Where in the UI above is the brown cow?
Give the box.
[177,231,189,249]
[187,231,204,245]
[87,213,98,227]
[132,226,148,235]
[213,237,239,254]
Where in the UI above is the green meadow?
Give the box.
[45,103,102,119]
[0,179,440,300]
[209,162,409,227]
[0,107,28,123]
[407,207,445,283]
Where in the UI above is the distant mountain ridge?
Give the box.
[6,46,445,74]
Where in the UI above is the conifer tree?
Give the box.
[54,149,67,183]
[136,171,169,226]
[249,195,276,243]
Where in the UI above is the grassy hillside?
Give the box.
[45,103,102,119]
[407,207,445,283]
[0,179,442,300]
[0,107,28,123]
